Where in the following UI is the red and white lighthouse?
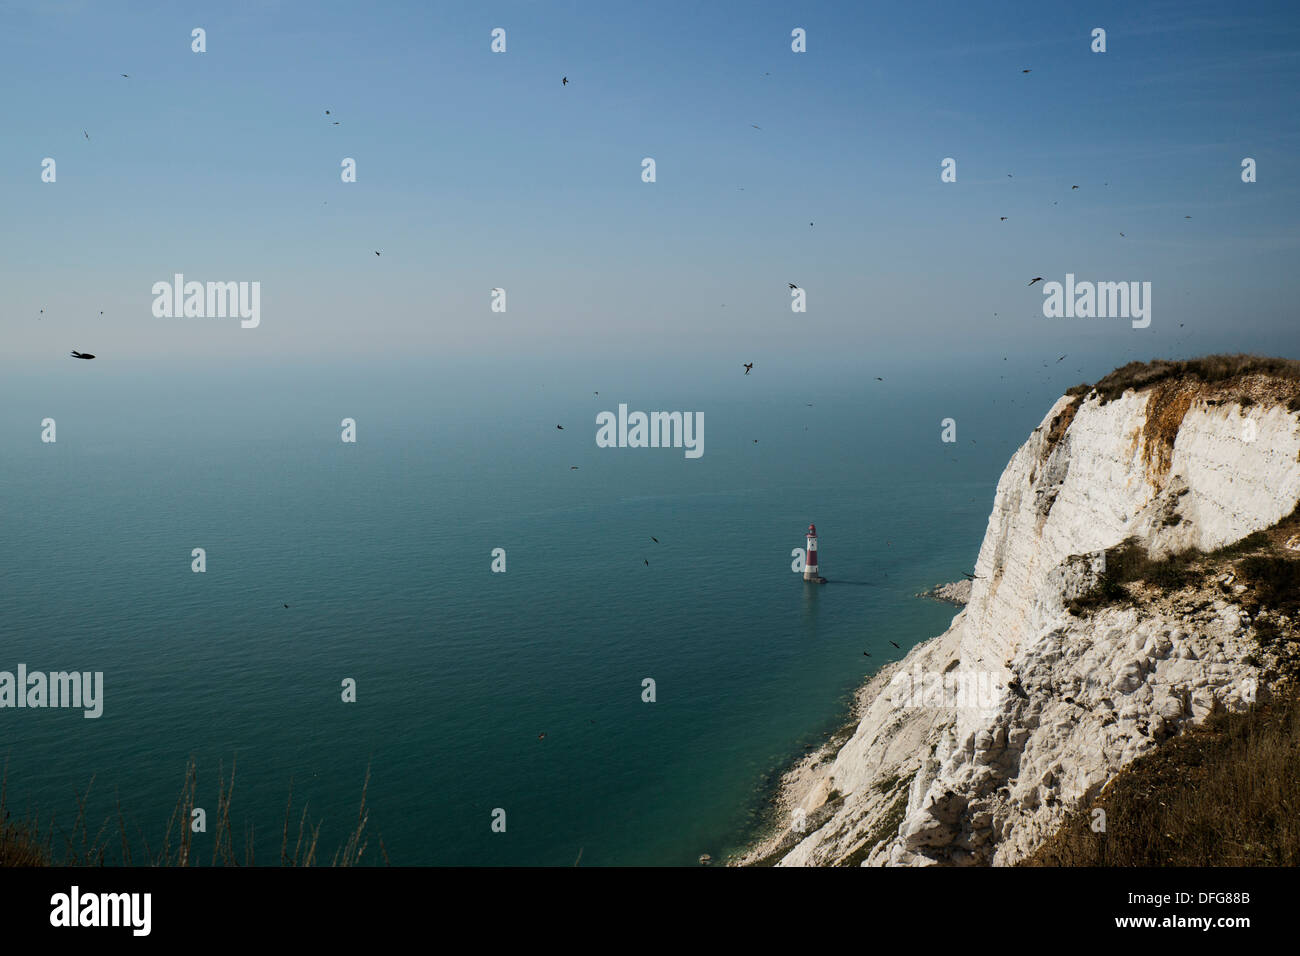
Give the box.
[804,523,819,582]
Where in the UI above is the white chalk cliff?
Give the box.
[741,370,1300,866]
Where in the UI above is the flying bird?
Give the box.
[651,537,658,543]
[751,124,762,129]
[570,466,578,470]
[562,77,568,85]
[70,350,95,360]
[1119,232,1125,237]
[875,376,883,381]
[644,559,649,566]
[538,732,547,740]
[1057,355,1066,362]
[374,251,381,256]
[788,282,799,290]
[120,74,130,78]
[283,604,289,609]
[1071,185,1079,189]
[83,130,89,139]
[889,640,900,649]
[556,425,564,430]
[1022,69,1031,73]
[1028,277,1044,286]
[999,217,1008,221]
[743,362,753,375]
[863,651,871,657]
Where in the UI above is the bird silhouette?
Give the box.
[1057,355,1066,362]
[283,604,289,608]
[1028,277,1044,286]
[538,732,547,740]
[556,425,564,430]
[751,124,762,130]
[651,537,658,543]
[70,350,95,360]
[120,74,130,78]
[788,282,798,290]
[83,130,89,139]
[644,559,649,566]
[743,363,753,375]
[875,376,883,381]
[570,466,578,470]
[374,250,381,256]
[562,77,567,85]
[1071,185,1079,189]
[863,651,871,657]
[999,217,1008,221]
[889,640,900,649]
[1022,69,1031,73]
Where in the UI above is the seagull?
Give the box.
[1028,277,1044,286]
[120,74,130,78]
[875,376,883,381]
[562,77,567,86]
[743,363,753,375]
[556,425,564,430]
[1071,185,1079,189]
[788,282,799,290]
[889,640,900,649]
[70,350,95,360]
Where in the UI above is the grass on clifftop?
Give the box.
[1068,354,1300,405]
[0,757,383,867]
[1022,689,1300,866]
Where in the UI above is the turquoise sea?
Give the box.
[0,354,1081,865]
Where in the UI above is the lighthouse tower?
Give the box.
[803,523,820,582]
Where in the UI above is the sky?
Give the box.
[1,0,1298,371]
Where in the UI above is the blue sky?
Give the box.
[2,0,1298,369]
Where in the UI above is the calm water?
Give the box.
[0,355,1069,865]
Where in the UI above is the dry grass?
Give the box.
[1022,689,1300,866]
[0,757,385,867]
[1087,354,1300,405]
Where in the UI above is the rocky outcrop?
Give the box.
[737,365,1300,867]
[916,580,972,606]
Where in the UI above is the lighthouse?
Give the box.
[804,523,824,583]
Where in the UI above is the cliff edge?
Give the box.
[738,356,1300,867]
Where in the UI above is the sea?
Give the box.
[0,353,1081,865]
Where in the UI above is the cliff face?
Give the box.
[742,368,1300,867]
